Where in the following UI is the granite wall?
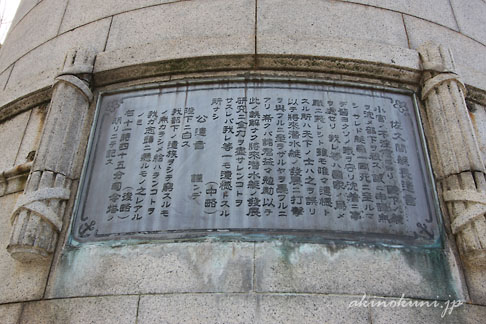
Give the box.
[1,0,486,323]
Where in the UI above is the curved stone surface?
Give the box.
[0,1,485,323]
[0,0,485,111]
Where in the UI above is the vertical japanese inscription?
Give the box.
[74,82,438,244]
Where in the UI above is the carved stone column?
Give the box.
[418,43,486,267]
[7,49,95,262]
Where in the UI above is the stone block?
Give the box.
[0,110,30,171]
[450,0,486,45]
[15,105,46,165]
[254,241,457,300]
[138,293,370,324]
[59,0,178,33]
[257,294,369,324]
[371,297,486,324]
[257,0,409,59]
[0,303,23,324]
[48,242,254,298]
[457,304,486,324]
[340,0,458,30]
[404,15,486,89]
[0,193,51,303]
[19,296,138,324]
[1,18,111,109]
[0,64,12,95]
[138,294,257,324]
[104,0,255,57]
[11,0,40,28]
[0,0,66,73]
[461,68,486,93]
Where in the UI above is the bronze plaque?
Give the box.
[73,80,439,244]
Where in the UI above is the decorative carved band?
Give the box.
[11,187,71,232]
[443,190,486,234]
[421,72,467,101]
[55,75,93,102]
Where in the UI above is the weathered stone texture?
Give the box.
[340,0,458,30]
[371,298,486,324]
[94,55,255,86]
[7,46,98,263]
[0,104,43,196]
[10,0,40,28]
[450,0,486,45]
[0,162,31,197]
[59,0,178,33]
[470,103,486,166]
[257,32,419,70]
[0,0,66,73]
[1,18,110,109]
[254,242,454,300]
[258,0,409,55]
[1,0,486,110]
[3,25,104,105]
[0,105,44,198]
[138,294,370,324]
[48,242,254,298]
[0,193,50,303]
[464,267,486,305]
[0,65,12,93]
[19,296,138,324]
[0,303,23,324]
[256,294,369,324]
[0,1,484,323]
[105,0,255,56]
[404,15,486,89]
[138,294,257,324]
[418,44,486,274]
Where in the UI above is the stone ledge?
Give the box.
[0,87,50,123]
[2,53,485,120]
[0,162,32,197]
[94,55,256,86]
[338,0,458,31]
[255,55,421,85]
[94,53,422,87]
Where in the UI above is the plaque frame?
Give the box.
[69,76,443,248]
